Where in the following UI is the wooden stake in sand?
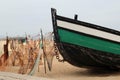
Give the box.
[28,29,42,75]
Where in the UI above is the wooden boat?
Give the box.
[51,8,120,69]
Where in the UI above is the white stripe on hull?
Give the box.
[57,20,120,43]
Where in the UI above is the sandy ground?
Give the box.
[0,40,120,80]
[33,58,120,80]
[1,56,120,80]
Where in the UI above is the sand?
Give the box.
[0,72,54,80]
[34,57,120,80]
[1,55,120,80]
[2,57,120,80]
[0,40,120,80]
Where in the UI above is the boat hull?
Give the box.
[57,28,120,68]
[60,42,120,68]
[51,8,120,69]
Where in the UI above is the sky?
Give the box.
[0,0,120,37]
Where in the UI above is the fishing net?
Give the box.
[43,32,55,71]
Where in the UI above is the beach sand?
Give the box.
[0,40,120,80]
[34,58,120,80]
[3,57,120,80]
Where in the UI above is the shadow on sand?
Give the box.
[68,68,120,77]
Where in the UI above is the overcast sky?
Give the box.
[0,0,120,36]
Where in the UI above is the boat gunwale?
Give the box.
[56,12,120,44]
[56,15,120,36]
[51,8,120,43]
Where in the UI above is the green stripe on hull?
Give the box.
[58,28,120,55]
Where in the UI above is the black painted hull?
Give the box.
[59,42,120,69]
